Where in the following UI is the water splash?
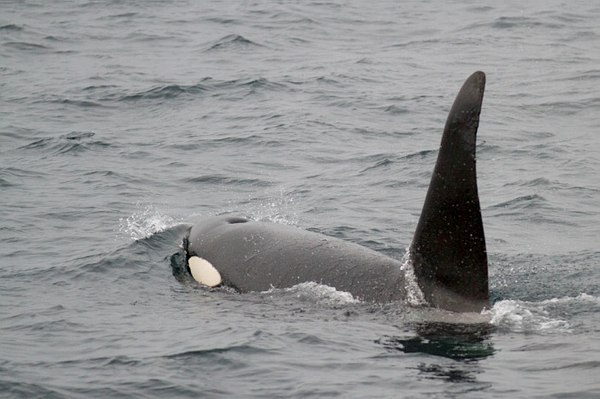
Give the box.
[486,299,572,333]
[226,187,300,226]
[400,249,427,306]
[263,282,360,307]
[118,203,180,241]
[538,293,599,306]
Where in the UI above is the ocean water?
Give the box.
[1,1,599,397]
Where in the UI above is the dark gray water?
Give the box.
[1,1,599,397]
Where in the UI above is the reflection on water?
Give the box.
[170,247,189,283]
[384,322,495,360]
[376,322,495,384]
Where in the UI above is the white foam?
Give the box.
[486,293,598,333]
[538,293,600,305]
[486,299,572,333]
[118,203,179,241]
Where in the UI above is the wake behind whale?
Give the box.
[184,72,488,313]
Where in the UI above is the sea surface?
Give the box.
[1,1,599,398]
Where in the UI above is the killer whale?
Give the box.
[185,71,488,313]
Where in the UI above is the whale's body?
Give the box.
[187,216,408,302]
[185,72,489,313]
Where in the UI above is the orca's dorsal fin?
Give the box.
[410,71,489,312]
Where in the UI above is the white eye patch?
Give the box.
[188,256,222,287]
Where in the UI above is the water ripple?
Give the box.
[3,41,50,51]
[204,34,264,52]
[117,77,288,102]
[182,174,272,187]
[0,24,24,31]
[18,132,110,156]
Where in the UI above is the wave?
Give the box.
[0,167,49,188]
[0,177,15,188]
[119,83,208,101]
[355,148,433,168]
[118,77,287,102]
[491,194,547,209]
[166,343,266,359]
[82,84,120,92]
[491,16,564,30]
[44,98,105,108]
[181,174,272,187]
[17,78,289,105]
[486,293,599,333]
[0,24,23,31]
[18,132,110,156]
[538,293,600,307]
[204,34,264,52]
[19,76,290,107]
[0,381,62,398]
[359,157,394,173]
[3,41,50,51]
[502,178,600,196]
[98,12,138,20]
[487,300,569,332]
[382,104,409,114]
[462,16,566,31]
[204,17,239,25]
